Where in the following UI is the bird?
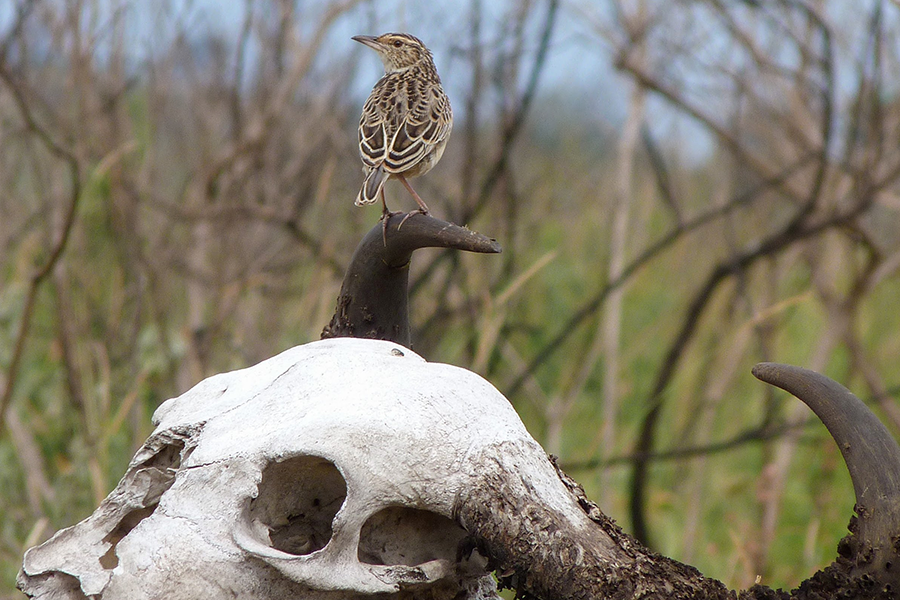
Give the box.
[352,33,453,234]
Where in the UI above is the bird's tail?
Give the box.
[355,165,388,206]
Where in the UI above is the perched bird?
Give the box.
[353,33,453,231]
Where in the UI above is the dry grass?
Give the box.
[2,0,900,594]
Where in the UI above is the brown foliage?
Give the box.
[3,0,900,593]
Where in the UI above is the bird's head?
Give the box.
[352,33,433,74]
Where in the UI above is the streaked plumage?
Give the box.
[353,33,452,222]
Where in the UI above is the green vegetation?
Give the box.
[2,1,900,597]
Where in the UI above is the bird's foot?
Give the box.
[381,210,405,245]
[397,209,428,230]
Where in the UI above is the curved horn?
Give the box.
[321,212,501,347]
[752,362,900,584]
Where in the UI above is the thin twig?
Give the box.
[506,154,815,395]
[0,61,82,435]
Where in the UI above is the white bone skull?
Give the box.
[19,338,573,600]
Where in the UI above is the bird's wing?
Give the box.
[384,82,452,174]
[358,92,387,168]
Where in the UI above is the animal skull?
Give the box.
[19,338,567,600]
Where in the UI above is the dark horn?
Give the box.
[321,212,501,347]
[752,362,900,585]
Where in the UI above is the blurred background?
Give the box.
[2,0,900,596]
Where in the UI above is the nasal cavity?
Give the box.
[250,455,346,555]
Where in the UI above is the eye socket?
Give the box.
[392,40,403,48]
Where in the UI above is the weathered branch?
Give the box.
[506,153,817,397]
[628,185,881,546]
[0,50,82,435]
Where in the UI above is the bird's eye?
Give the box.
[392,40,402,48]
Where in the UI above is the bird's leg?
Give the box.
[398,175,430,213]
[379,190,405,245]
[397,175,430,229]
[380,190,391,245]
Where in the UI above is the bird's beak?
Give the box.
[352,35,381,51]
